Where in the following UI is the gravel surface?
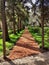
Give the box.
[0,51,49,65]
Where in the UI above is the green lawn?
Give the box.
[0,30,24,56]
[28,26,49,49]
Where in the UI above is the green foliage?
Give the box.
[44,27,49,34]
[0,30,24,56]
[46,30,49,41]
[0,32,2,35]
[47,30,49,36]
[28,26,42,36]
[28,26,49,49]
[33,27,41,34]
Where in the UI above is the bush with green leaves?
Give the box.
[33,27,42,35]
[47,30,49,41]
[47,30,49,36]
[28,26,49,48]
[28,26,42,36]
[44,27,49,34]
[33,27,40,33]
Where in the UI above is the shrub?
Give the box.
[33,27,40,34]
[47,30,49,41]
[28,26,42,36]
[47,30,49,36]
[44,27,49,33]
[34,27,39,33]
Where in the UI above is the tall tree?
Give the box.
[6,0,16,34]
[1,0,7,59]
[1,0,10,41]
[12,0,16,34]
[41,0,44,49]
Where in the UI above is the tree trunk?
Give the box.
[34,5,36,15]
[13,7,16,34]
[1,0,7,59]
[21,21,23,30]
[1,0,10,41]
[18,17,20,32]
[13,20,16,34]
[20,18,21,31]
[41,0,44,49]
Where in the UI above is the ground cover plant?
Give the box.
[0,30,24,56]
[28,26,49,49]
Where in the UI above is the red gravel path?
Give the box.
[8,29,40,60]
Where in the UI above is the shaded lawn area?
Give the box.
[0,30,24,56]
[28,26,49,49]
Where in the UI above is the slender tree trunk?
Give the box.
[13,7,16,34]
[41,0,44,49]
[19,17,21,31]
[1,0,6,59]
[34,5,36,15]
[18,17,20,32]
[13,20,16,34]
[19,18,21,31]
[1,0,10,41]
[21,21,23,30]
